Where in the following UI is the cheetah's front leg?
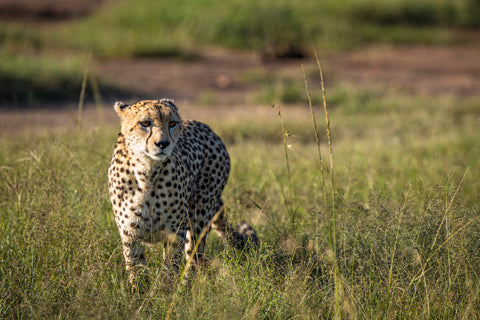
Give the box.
[122,239,148,292]
[185,227,208,268]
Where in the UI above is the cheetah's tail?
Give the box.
[212,217,258,250]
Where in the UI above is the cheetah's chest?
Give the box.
[110,158,192,242]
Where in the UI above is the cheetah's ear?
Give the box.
[113,101,130,114]
[159,98,178,112]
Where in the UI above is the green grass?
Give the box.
[0,47,85,104]
[1,81,479,318]
[0,47,132,106]
[40,0,473,57]
[1,0,478,103]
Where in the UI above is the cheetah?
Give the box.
[108,99,257,289]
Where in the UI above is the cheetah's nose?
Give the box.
[155,140,170,149]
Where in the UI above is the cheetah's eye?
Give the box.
[139,120,152,128]
[168,121,178,128]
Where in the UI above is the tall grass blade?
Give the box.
[385,183,412,317]
[408,214,479,288]
[406,167,474,292]
[163,204,227,320]
[430,167,470,251]
[274,104,296,227]
[77,53,92,129]
[302,64,323,172]
[312,48,342,319]
[275,104,293,199]
[314,48,334,187]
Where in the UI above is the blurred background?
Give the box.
[0,0,479,113]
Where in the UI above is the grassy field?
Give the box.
[1,72,479,318]
[1,0,480,318]
[1,0,479,103]
[45,0,473,56]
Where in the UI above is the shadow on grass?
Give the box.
[0,71,141,108]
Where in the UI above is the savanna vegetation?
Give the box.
[1,0,479,319]
[1,76,479,318]
[1,0,479,103]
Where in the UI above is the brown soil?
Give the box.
[328,44,480,97]
[96,48,307,106]
[97,43,480,107]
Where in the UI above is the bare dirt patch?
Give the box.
[97,49,264,106]
[328,44,480,97]
[97,43,480,106]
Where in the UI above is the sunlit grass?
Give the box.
[1,0,479,316]
[1,81,478,318]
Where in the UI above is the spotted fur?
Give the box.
[108,99,257,289]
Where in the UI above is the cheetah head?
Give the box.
[114,99,182,162]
